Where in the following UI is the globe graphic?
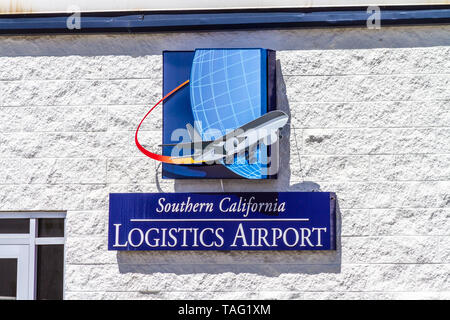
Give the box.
[189,48,267,179]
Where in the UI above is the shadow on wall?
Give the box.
[1,26,449,57]
[117,61,342,276]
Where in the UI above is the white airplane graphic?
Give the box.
[160,110,289,163]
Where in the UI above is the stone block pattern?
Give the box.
[0,27,449,300]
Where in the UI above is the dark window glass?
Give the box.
[38,219,64,237]
[0,259,17,300]
[36,245,64,300]
[0,219,29,234]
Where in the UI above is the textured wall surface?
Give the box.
[0,26,449,300]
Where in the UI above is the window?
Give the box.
[0,213,66,300]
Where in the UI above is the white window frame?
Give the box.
[0,244,29,300]
[0,212,66,300]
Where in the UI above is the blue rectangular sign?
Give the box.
[162,49,277,180]
[108,192,336,251]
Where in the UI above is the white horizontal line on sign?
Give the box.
[0,0,448,15]
[130,218,310,222]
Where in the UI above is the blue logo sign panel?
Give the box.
[108,192,336,251]
[161,49,278,180]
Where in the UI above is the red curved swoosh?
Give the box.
[135,79,200,164]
